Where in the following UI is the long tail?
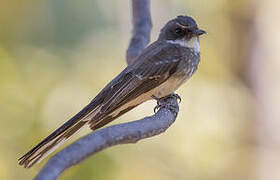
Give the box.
[18,100,102,168]
[18,66,145,168]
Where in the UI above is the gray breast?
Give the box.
[176,47,200,79]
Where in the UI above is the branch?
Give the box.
[126,0,152,64]
[35,0,180,179]
[35,97,178,180]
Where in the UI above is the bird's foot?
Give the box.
[153,103,179,114]
[169,93,181,103]
[152,93,181,114]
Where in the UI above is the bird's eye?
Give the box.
[175,28,185,36]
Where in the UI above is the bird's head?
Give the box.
[159,16,206,51]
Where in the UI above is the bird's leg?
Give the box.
[151,95,161,105]
[169,93,181,103]
[152,93,181,114]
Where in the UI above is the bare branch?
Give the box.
[126,0,152,65]
[35,0,180,179]
[35,97,178,180]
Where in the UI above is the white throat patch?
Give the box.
[167,37,200,53]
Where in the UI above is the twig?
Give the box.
[126,0,152,64]
[35,97,178,180]
[35,0,179,179]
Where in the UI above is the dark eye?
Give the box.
[175,28,185,36]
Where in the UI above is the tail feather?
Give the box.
[18,102,101,168]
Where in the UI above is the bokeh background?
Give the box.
[1,0,279,179]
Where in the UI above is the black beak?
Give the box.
[195,29,206,36]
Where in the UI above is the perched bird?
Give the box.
[18,15,206,168]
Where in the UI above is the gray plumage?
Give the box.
[18,15,205,168]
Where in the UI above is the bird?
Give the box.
[18,15,206,168]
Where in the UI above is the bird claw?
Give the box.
[152,93,181,113]
[154,105,160,113]
[153,103,179,114]
[169,93,181,103]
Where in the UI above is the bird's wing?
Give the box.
[89,41,183,129]
[18,41,182,168]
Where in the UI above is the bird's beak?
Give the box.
[195,29,206,36]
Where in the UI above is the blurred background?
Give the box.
[1,0,279,179]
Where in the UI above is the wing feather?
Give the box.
[89,41,182,128]
[19,41,183,168]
